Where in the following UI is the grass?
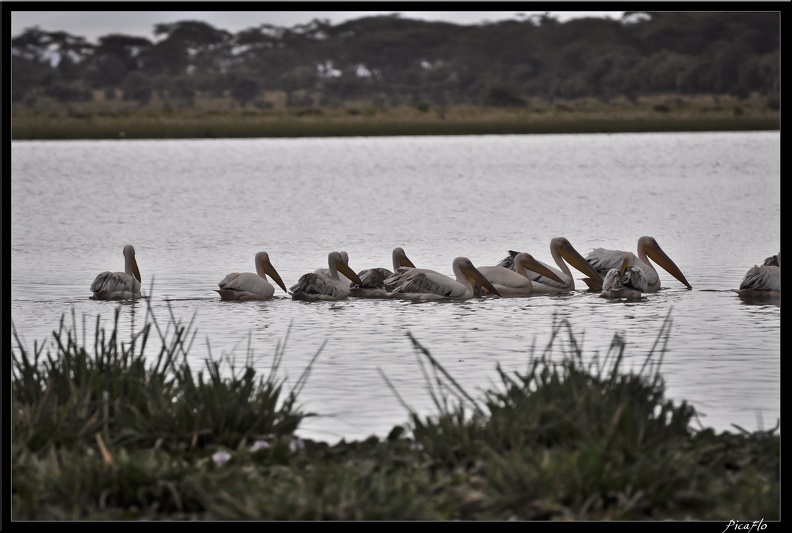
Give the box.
[10,298,780,520]
[11,94,780,140]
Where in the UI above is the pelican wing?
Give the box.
[763,255,779,267]
[387,269,465,298]
[622,265,648,293]
[357,267,394,289]
[290,272,350,300]
[586,248,637,273]
[91,271,141,300]
[601,269,623,293]
[740,265,780,292]
[216,272,275,300]
[496,250,521,270]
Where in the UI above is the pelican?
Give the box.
[763,254,779,267]
[599,254,648,299]
[350,247,417,298]
[215,251,288,301]
[290,251,364,301]
[734,251,780,298]
[384,256,502,301]
[477,252,564,297]
[582,236,692,292]
[497,237,604,293]
[90,244,142,300]
[314,250,356,287]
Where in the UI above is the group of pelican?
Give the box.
[89,238,779,302]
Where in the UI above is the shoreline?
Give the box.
[12,102,779,140]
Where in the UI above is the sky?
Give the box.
[9,8,627,43]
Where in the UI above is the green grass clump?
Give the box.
[11,301,779,520]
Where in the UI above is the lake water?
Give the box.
[10,132,781,444]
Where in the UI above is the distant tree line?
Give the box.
[10,11,780,109]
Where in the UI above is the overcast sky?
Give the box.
[10,9,627,43]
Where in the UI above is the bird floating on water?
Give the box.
[90,244,143,300]
[497,237,603,293]
[384,256,502,301]
[583,236,692,292]
[734,251,780,299]
[215,251,288,301]
[290,251,364,301]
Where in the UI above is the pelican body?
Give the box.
[290,251,364,301]
[384,256,502,301]
[216,251,288,301]
[478,252,564,297]
[735,251,780,298]
[599,254,648,299]
[497,237,603,293]
[350,247,417,298]
[583,236,692,292]
[90,244,142,300]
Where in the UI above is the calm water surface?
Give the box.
[11,132,781,444]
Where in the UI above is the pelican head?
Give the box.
[330,251,363,287]
[255,251,288,293]
[552,237,603,284]
[514,252,564,283]
[393,247,417,269]
[639,236,692,289]
[455,257,502,297]
[123,244,142,283]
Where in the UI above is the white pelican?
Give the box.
[497,237,604,293]
[763,254,779,267]
[734,251,780,298]
[314,251,356,286]
[384,256,502,301]
[477,252,564,297]
[290,251,364,301]
[350,247,417,298]
[90,244,142,300]
[599,254,648,299]
[215,251,288,301]
[582,236,692,292]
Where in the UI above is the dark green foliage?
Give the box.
[11,304,779,520]
[10,13,780,109]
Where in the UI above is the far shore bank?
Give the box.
[11,97,779,140]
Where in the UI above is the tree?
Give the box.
[121,72,152,105]
[230,78,258,106]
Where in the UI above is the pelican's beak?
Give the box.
[400,256,417,268]
[518,255,563,284]
[336,260,363,287]
[463,264,502,298]
[645,244,693,289]
[263,260,289,293]
[619,255,630,276]
[558,241,603,284]
[132,257,142,283]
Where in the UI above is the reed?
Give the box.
[11,299,779,520]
